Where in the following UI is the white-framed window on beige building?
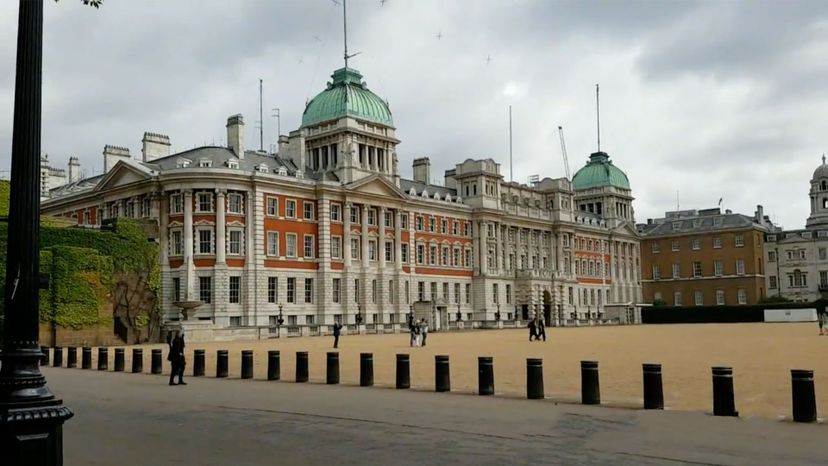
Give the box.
[228,229,243,255]
[330,203,341,222]
[714,260,723,276]
[196,227,214,255]
[454,283,460,303]
[172,276,181,302]
[304,235,314,259]
[384,242,393,262]
[367,208,376,226]
[769,275,777,289]
[267,231,279,256]
[351,238,360,260]
[673,291,683,306]
[229,276,241,304]
[372,279,378,303]
[196,192,213,212]
[228,193,243,214]
[170,229,183,256]
[737,288,747,304]
[672,263,680,279]
[430,282,437,301]
[652,264,660,280]
[304,278,314,303]
[350,205,360,224]
[429,245,437,265]
[465,283,471,304]
[170,193,183,214]
[286,200,296,218]
[694,290,703,306]
[331,236,342,259]
[400,213,409,229]
[384,211,393,228]
[303,201,314,220]
[443,282,449,301]
[493,284,499,304]
[417,281,425,301]
[368,240,377,261]
[199,276,212,304]
[442,247,450,266]
[266,197,278,216]
[401,244,409,263]
[286,233,297,258]
[716,289,725,305]
[267,277,278,303]
[332,278,341,303]
[286,277,296,303]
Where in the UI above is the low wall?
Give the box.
[38,323,121,347]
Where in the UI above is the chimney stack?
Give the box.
[141,132,171,162]
[413,157,431,184]
[67,156,80,183]
[755,204,764,223]
[103,145,131,173]
[226,114,245,159]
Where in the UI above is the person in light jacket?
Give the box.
[420,319,429,347]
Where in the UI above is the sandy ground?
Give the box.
[69,322,827,419]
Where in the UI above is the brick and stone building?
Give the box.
[638,206,775,306]
[41,65,641,336]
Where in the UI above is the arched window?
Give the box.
[821,180,826,190]
[823,198,828,209]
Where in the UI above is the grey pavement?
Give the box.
[44,368,825,466]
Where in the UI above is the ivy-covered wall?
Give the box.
[0,216,160,343]
[0,180,9,217]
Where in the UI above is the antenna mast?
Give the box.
[596,83,601,152]
[509,105,513,183]
[558,126,571,180]
[259,79,264,151]
[342,0,360,68]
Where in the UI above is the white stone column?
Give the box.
[183,190,195,301]
[343,202,352,310]
[479,221,488,275]
[215,190,226,265]
[318,196,332,324]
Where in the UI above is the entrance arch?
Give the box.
[543,290,552,323]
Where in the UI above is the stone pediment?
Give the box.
[345,174,406,199]
[94,160,153,192]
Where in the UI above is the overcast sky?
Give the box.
[2,0,828,228]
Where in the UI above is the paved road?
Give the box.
[44,368,825,466]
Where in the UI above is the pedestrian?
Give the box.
[168,332,186,386]
[409,319,417,347]
[537,316,546,342]
[333,321,343,348]
[414,321,421,347]
[528,319,537,341]
[420,319,429,347]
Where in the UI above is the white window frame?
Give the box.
[691,239,700,250]
[267,277,278,303]
[330,203,341,222]
[694,290,703,306]
[286,199,296,219]
[170,193,184,214]
[351,238,360,260]
[228,228,244,256]
[303,201,314,220]
[716,289,725,305]
[737,288,747,304]
[736,259,745,276]
[673,291,683,306]
[267,231,279,256]
[286,233,297,258]
[303,235,315,259]
[735,235,744,247]
[266,197,278,217]
[227,193,243,214]
[196,192,213,213]
[229,276,241,304]
[713,237,722,249]
[199,276,212,303]
[332,278,341,303]
[331,236,342,259]
[196,227,214,255]
[304,278,314,303]
[287,277,296,303]
[170,229,183,256]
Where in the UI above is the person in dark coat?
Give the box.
[333,322,343,348]
[168,332,186,385]
[537,317,547,342]
[528,320,537,341]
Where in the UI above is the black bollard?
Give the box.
[67,346,77,368]
[52,346,63,368]
[360,353,374,387]
[527,358,544,399]
[113,348,125,372]
[216,350,229,378]
[478,356,494,396]
[435,355,451,392]
[97,347,108,371]
[241,350,254,379]
[132,348,143,373]
[151,349,162,374]
[791,369,817,423]
[193,349,205,377]
[82,347,92,369]
[396,353,410,389]
[327,352,340,385]
[581,361,601,405]
[712,366,737,417]
[41,345,49,366]
[267,350,280,381]
[643,363,664,410]
[295,351,309,383]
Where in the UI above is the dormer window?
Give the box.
[257,163,268,173]
[226,159,239,169]
[176,158,191,168]
[198,159,212,168]
[277,167,288,176]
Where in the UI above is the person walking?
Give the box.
[414,320,421,347]
[420,319,429,347]
[409,319,417,347]
[537,316,547,342]
[333,321,343,348]
[528,319,537,341]
[168,332,186,386]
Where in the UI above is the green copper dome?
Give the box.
[571,151,631,190]
[301,67,394,128]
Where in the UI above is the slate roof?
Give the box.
[637,208,769,236]
[399,179,457,199]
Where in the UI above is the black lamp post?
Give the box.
[277,303,284,327]
[1,2,73,463]
[456,302,462,322]
[495,303,501,322]
[355,303,363,325]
